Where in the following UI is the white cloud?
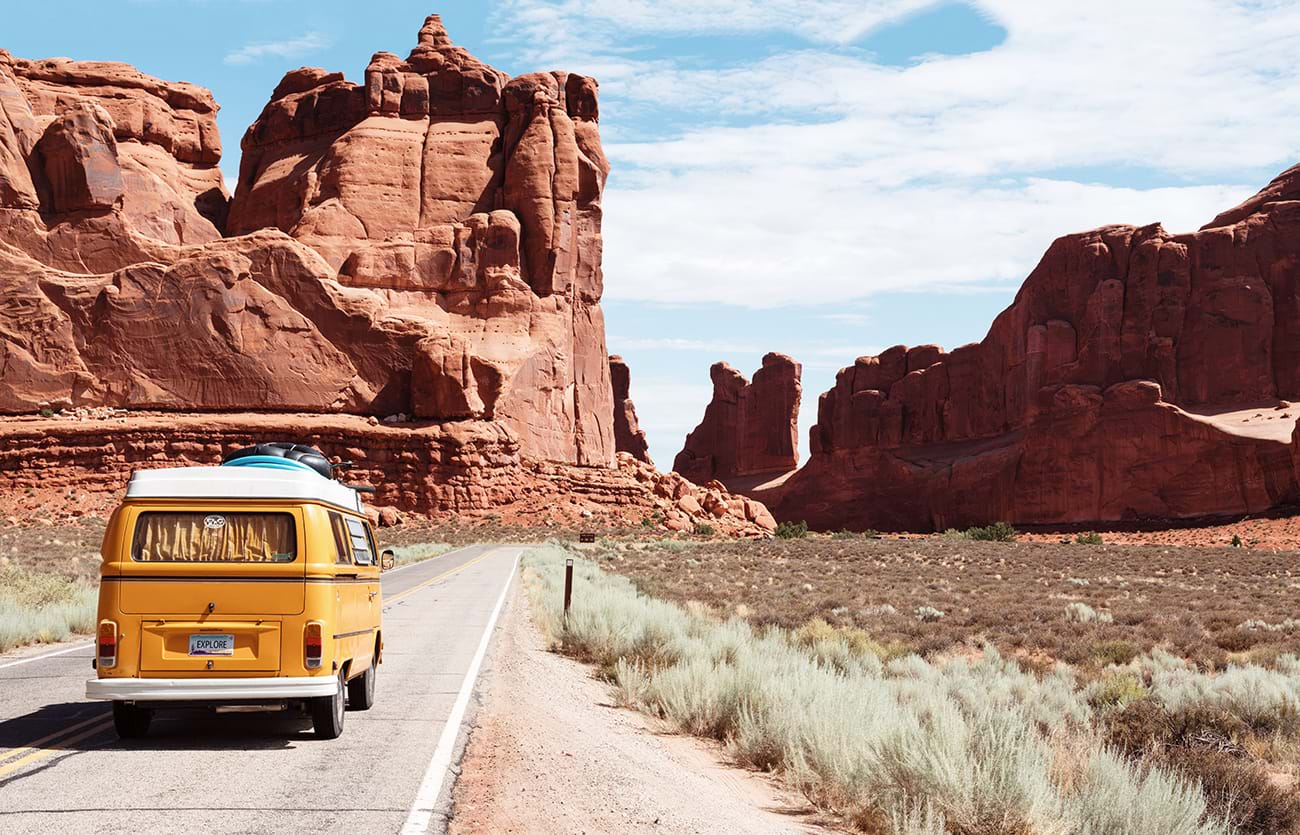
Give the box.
[498,0,1300,308]
[501,0,933,49]
[224,31,331,66]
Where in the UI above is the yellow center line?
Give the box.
[0,718,115,780]
[384,549,497,607]
[0,711,111,765]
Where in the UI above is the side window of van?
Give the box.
[345,517,373,565]
[329,513,352,565]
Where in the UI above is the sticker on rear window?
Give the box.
[204,514,227,530]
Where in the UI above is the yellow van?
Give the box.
[86,443,391,740]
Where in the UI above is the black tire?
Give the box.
[223,442,333,479]
[112,701,152,739]
[310,670,346,739]
[347,656,376,711]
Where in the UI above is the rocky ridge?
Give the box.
[771,165,1300,530]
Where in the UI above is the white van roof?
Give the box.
[126,466,364,514]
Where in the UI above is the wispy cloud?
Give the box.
[496,0,1300,308]
[224,30,330,66]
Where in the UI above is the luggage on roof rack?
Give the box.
[222,442,334,480]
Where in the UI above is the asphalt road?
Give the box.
[0,544,522,835]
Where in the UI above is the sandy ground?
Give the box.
[449,584,832,835]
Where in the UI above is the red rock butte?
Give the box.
[759,164,1300,531]
[609,355,651,466]
[674,353,801,487]
[0,15,774,535]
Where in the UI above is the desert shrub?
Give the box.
[775,520,808,539]
[1164,747,1300,835]
[1089,673,1148,710]
[962,521,1017,542]
[1090,639,1142,666]
[830,529,857,540]
[0,567,97,652]
[693,522,715,537]
[1066,602,1114,624]
[1135,650,1300,735]
[1074,531,1104,545]
[914,605,945,623]
[522,546,1228,834]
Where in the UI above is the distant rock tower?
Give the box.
[673,353,801,486]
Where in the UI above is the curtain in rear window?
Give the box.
[132,512,297,562]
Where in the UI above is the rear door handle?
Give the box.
[368,591,378,601]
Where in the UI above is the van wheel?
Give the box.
[310,670,346,739]
[112,702,152,739]
[347,656,376,711]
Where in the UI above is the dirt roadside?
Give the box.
[449,583,833,835]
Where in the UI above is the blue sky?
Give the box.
[6,1,1300,467]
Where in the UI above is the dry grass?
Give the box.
[521,545,1288,835]
[583,535,1300,670]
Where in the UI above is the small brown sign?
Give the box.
[578,532,596,544]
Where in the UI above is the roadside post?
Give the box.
[563,558,574,620]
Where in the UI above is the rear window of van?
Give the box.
[131,512,298,563]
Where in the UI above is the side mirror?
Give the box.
[380,549,396,571]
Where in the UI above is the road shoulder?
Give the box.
[448,581,831,835]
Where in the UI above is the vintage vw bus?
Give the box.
[86,444,389,740]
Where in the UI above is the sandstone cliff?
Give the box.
[776,165,1300,531]
[609,355,651,465]
[0,16,777,535]
[0,16,611,467]
[673,353,801,486]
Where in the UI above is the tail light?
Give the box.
[97,621,118,669]
[304,621,323,669]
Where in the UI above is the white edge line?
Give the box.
[0,641,94,671]
[400,548,520,835]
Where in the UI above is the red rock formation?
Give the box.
[609,355,651,465]
[673,353,801,486]
[0,413,775,536]
[778,165,1300,531]
[0,15,613,468]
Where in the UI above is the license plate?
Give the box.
[189,634,234,656]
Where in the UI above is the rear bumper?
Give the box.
[86,675,337,702]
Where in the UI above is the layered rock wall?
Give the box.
[0,16,614,468]
[778,166,1300,530]
[674,353,801,486]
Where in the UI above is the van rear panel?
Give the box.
[118,578,305,616]
[140,621,283,673]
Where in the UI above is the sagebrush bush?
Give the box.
[522,546,1230,834]
[1066,602,1114,624]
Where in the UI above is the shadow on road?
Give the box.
[0,702,319,755]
